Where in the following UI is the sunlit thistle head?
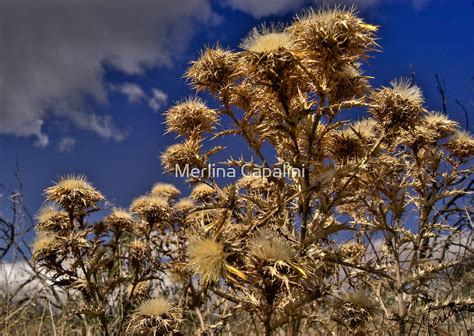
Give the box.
[151,182,181,199]
[127,297,180,335]
[36,205,69,232]
[33,231,57,253]
[289,8,378,58]
[332,292,376,330]
[105,208,134,233]
[447,130,474,158]
[190,183,216,201]
[44,175,104,210]
[249,229,294,261]
[187,238,226,284]
[186,45,236,93]
[236,175,271,192]
[241,26,293,53]
[390,78,423,106]
[136,297,172,317]
[420,112,459,139]
[161,137,203,173]
[351,118,378,139]
[165,97,218,137]
[130,195,171,223]
[174,197,195,212]
[370,78,426,129]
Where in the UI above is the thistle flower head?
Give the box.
[289,8,378,59]
[186,45,236,93]
[236,175,271,192]
[339,241,366,261]
[424,112,459,136]
[127,281,149,297]
[249,229,294,261]
[36,206,69,232]
[44,175,104,210]
[351,118,378,139]
[187,238,226,284]
[241,26,293,53]
[32,231,57,254]
[328,63,370,101]
[136,297,172,317]
[161,137,203,173]
[105,208,134,233]
[174,197,195,212]
[165,98,218,137]
[446,130,474,158]
[370,78,426,130]
[332,292,375,330]
[328,128,365,161]
[150,182,180,199]
[190,183,216,201]
[128,239,150,259]
[130,195,171,223]
[127,297,180,335]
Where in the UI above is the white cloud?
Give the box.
[115,83,146,103]
[57,137,76,153]
[0,0,216,146]
[221,0,308,18]
[222,0,430,18]
[149,88,169,112]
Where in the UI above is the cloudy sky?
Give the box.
[0,0,473,223]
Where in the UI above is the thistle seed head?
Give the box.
[187,238,226,284]
[249,229,294,261]
[161,138,204,173]
[190,183,216,201]
[186,45,236,93]
[105,208,134,233]
[165,98,218,137]
[150,182,181,199]
[370,79,426,130]
[44,175,104,210]
[36,206,69,232]
[446,130,474,158]
[130,195,171,223]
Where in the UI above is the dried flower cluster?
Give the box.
[32,7,473,335]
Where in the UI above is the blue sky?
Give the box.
[0,0,473,223]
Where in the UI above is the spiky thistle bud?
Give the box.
[130,195,171,224]
[161,137,204,173]
[328,128,366,162]
[370,79,426,130]
[190,183,216,201]
[289,8,378,60]
[446,130,474,158]
[104,208,134,233]
[36,206,69,232]
[186,45,236,93]
[174,197,195,213]
[165,98,218,137]
[150,182,181,199]
[44,175,104,211]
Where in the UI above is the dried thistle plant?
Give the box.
[31,6,473,336]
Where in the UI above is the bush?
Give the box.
[31,7,473,335]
